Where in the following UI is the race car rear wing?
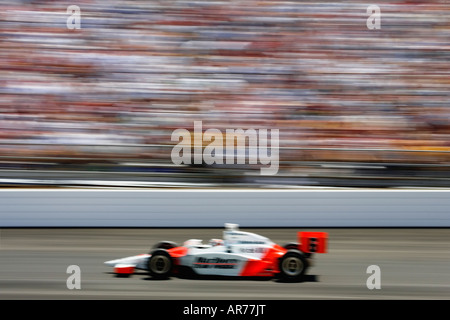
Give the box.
[298,232,328,253]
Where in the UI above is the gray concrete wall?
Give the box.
[0,189,448,227]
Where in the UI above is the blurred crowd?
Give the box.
[0,0,449,177]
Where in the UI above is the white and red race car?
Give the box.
[105,223,328,282]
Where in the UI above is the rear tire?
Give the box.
[283,242,300,250]
[147,249,173,279]
[278,250,308,282]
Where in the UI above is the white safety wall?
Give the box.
[0,189,448,227]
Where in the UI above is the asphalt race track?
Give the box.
[0,228,449,300]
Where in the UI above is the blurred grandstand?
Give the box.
[0,0,449,188]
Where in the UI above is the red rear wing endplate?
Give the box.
[298,232,328,253]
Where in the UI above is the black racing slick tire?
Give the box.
[147,249,173,279]
[152,241,178,250]
[283,242,300,250]
[278,250,308,282]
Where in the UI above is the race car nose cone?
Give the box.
[104,259,119,267]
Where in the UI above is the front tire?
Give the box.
[153,241,178,250]
[278,250,308,282]
[147,249,173,279]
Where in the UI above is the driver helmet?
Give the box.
[209,238,224,246]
